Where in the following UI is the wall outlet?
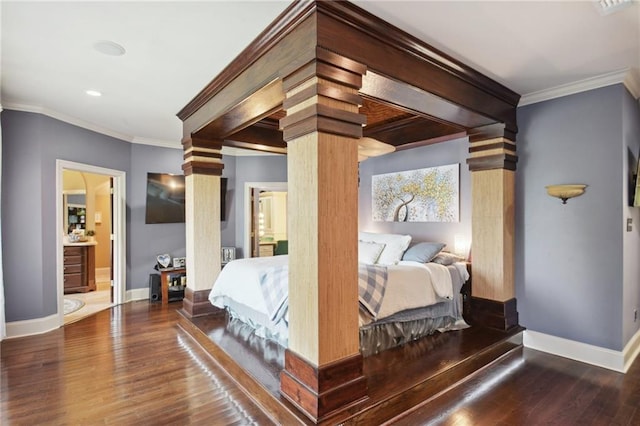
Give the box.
[635,309,638,322]
[627,218,633,232]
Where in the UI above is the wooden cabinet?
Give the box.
[159,267,186,306]
[259,242,275,257]
[63,245,96,293]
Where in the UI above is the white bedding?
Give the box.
[209,255,458,327]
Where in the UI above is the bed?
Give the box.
[209,233,470,356]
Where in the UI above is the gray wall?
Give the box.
[516,84,628,350]
[129,144,186,289]
[2,111,131,321]
[128,146,237,287]
[358,136,471,251]
[1,110,233,321]
[622,89,640,344]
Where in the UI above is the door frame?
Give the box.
[56,160,126,326]
[244,181,287,258]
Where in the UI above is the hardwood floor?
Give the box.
[1,301,275,425]
[389,346,640,425]
[180,313,523,424]
[3,301,640,425]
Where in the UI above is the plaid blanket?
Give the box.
[358,263,388,318]
[259,264,289,324]
[259,263,389,324]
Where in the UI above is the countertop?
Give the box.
[63,237,97,247]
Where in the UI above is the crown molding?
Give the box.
[131,136,181,150]
[2,102,277,156]
[623,68,640,100]
[519,68,640,106]
[3,102,138,143]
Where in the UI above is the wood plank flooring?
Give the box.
[3,301,640,425]
[389,346,640,425]
[1,302,276,425]
[181,313,523,424]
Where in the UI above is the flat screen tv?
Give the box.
[634,159,640,207]
[145,173,185,224]
[145,173,228,224]
[220,177,227,221]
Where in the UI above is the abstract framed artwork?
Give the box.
[372,163,459,222]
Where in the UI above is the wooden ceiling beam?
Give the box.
[315,1,519,135]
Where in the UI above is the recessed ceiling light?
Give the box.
[93,40,126,56]
[85,90,102,97]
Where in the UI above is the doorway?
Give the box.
[56,160,126,326]
[244,182,287,258]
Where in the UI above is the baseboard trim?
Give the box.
[126,287,149,302]
[6,289,150,339]
[95,267,111,282]
[623,328,640,372]
[5,314,59,339]
[523,330,640,373]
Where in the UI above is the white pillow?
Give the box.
[358,232,412,265]
[358,241,386,264]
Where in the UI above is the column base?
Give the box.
[180,288,223,319]
[280,350,368,423]
[470,296,519,331]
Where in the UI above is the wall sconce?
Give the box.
[545,184,587,204]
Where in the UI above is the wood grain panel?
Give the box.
[470,296,519,331]
[286,131,360,365]
[471,169,515,301]
[181,13,317,138]
[287,134,319,363]
[181,311,526,425]
[316,4,519,131]
[185,173,221,292]
[181,288,221,318]
[178,0,314,120]
[280,350,367,422]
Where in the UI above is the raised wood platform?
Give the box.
[177,310,524,425]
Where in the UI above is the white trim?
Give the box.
[623,328,640,372]
[623,68,640,100]
[519,68,640,106]
[5,103,135,143]
[243,182,288,258]
[523,330,640,373]
[3,103,275,155]
[3,103,183,149]
[5,314,59,338]
[95,267,111,282]
[56,160,127,328]
[131,136,181,149]
[126,287,150,302]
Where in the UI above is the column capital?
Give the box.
[182,136,224,176]
[466,137,518,172]
[280,49,367,142]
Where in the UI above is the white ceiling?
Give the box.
[1,1,639,150]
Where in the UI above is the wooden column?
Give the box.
[278,50,368,422]
[180,137,224,318]
[467,137,519,330]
